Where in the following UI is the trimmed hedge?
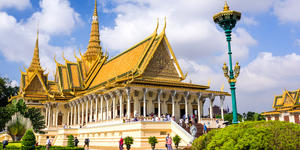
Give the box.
[21,129,36,150]
[67,135,74,147]
[192,121,300,150]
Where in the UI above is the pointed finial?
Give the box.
[74,49,80,61]
[224,1,230,11]
[153,18,159,34]
[162,17,167,34]
[93,0,98,17]
[207,79,211,87]
[221,84,224,92]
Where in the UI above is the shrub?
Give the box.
[124,136,134,150]
[148,136,158,146]
[192,121,300,150]
[21,129,36,150]
[173,134,182,149]
[67,135,75,147]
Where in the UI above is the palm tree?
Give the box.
[5,112,32,141]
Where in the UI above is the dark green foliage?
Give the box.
[0,76,19,107]
[223,112,243,124]
[148,136,157,146]
[124,136,134,145]
[0,106,15,131]
[21,129,36,150]
[24,108,45,134]
[192,121,300,150]
[124,136,133,150]
[172,134,181,148]
[67,135,75,147]
[243,111,265,121]
[1,99,45,133]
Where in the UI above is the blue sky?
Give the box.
[1,0,300,114]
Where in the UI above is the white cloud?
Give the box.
[243,17,258,26]
[0,0,31,11]
[29,0,82,35]
[0,0,81,80]
[273,0,300,23]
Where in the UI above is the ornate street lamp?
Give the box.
[213,1,241,124]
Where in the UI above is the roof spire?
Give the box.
[93,0,98,17]
[28,29,43,72]
[84,0,103,62]
[224,1,230,11]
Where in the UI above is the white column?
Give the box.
[74,102,77,125]
[85,98,88,124]
[95,95,98,121]
[100,95,103,120]
[90,96,93,122]
[105,95,109,120]
[81,100,84,125]
[48,104,51,127]
[143,88,147,117]
[45,105,48,127]
[157,89,162,118]
[67,110,70,126]
[220,95,225,120]
[209,94,215,119]
[126,87,131,119]
[171,91,176,117]
[70,104,73,125]
[184,92,190,119]
[197,93,202,123]
[55,105,58,127]
[76,100,80,125]
[117,91,123,119]
[201,99,205,118]
[111,93,116,119]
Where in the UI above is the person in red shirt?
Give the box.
[119,136,124,150]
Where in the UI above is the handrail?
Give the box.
[170,120,193,140]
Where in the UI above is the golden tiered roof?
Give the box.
[27,31,43,73]
[11,1,230,104]
[262,89,300,115]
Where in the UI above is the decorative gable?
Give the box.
[142,39,181,81]
[25,74,46,94]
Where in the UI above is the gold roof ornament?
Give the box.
[224,1,229,11]
[213,1,241,24]
[27,30,43,72]
[84,0,103,62]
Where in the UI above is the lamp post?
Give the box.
[213,1,241,124]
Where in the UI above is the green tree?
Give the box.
[242,111,265,121]
[0,76,19,107]
[1,99,45,133]
[6,112,32,141]
[21,129,36,150]
[67,135,75,147]
[0,106,15,131]
[148,136,157,150]
[173,135,182,150]
[24,107,46,134]
[192,121,300,150]
[124,136,134,150]
[223,112,242,124]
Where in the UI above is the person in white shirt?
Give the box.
[46,136,51,150]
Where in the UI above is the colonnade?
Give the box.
[44,87,226,127]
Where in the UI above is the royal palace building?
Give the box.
[9,0,230,148]
[262,89,300,125]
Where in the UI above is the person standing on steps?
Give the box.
[74,137,79,147]
[84,138,90,150]
[46,136,51,150]
[167,136,173,150]
[165,133,170,149]
[119,136,124,150]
